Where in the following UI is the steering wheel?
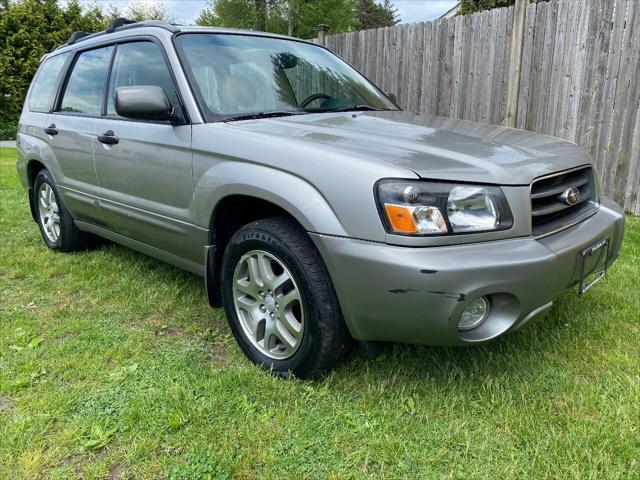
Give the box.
[299,93,331,108]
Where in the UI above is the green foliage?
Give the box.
[355,0,399,30]
[0,0,111,140]
[196,0,257,30]
[169,449,232,479]
[294,0,357,39]
[196,0,358,39]
[458,0,548,16]
[459,0,514,15]
[123,0,178,23]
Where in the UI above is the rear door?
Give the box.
[92,40,199,261]
[49,45,115,224]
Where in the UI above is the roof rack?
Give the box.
[67,31,91,45]
[60,18,180,49]
[106,17,137,33]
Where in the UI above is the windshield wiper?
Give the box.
[319,105,392,113]
[221,111,306,122]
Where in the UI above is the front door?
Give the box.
[92,40,200,261]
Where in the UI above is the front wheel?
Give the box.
[221,217,352,379]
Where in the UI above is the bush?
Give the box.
[0,121,18,141]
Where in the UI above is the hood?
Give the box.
[228,110,592,185]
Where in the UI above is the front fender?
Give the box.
[194,160,349,236]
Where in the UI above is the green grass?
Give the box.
[1,146,639,479]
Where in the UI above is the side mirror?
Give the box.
[386,92,398,105]
[115,86,179,122]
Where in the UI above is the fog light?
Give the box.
[458,297,490,331]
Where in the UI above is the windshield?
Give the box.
[175,33,398,121]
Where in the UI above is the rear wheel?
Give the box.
[221,217,352,379]
[33,169,90,252]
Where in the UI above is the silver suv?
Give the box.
[17,19,625,378]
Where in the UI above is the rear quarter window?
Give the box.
[28,53,70,113]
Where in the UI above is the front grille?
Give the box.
[530,166,598,237]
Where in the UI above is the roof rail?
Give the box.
[61,18,180,50]
[67,31,91,45]
[106,17,137,33]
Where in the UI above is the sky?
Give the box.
[66,0,459,26]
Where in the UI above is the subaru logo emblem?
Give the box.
[562,187,580,205]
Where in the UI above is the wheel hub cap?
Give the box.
[232,250,304,360]
[264,295,276,313]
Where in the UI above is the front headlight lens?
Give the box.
[447,186,500,233]
[376,180,513,236]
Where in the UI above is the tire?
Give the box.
[221,216,352,379]
[33,169,90,252]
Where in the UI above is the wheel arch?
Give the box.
[26,159,49,221]
[205,194,309,308]
[194,162,348,307]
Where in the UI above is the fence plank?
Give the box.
[516,2,537,129]
[523,0,546,131]
[608,0,640,204]
[575,0,608,149]
[628,107,640,212]
[419,21,433,113]
[490,7,509,124]
[593,0,628,181]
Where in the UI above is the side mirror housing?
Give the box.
[115,86,180,122]
[386,92,398,105]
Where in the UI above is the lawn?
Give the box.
[0,145,639,479]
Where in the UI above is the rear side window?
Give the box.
[106,41,179,116]
[60,46,114,115]
[28,53,70,112]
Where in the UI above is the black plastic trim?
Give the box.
[60,20,180,50]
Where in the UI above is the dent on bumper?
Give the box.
[310,198,625,346]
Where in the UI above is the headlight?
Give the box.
[376,180,513,236]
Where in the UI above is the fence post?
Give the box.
[505,0,527,127]
[315,24,329,46]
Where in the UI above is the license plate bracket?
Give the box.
[578,238,609,295]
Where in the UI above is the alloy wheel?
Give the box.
[38,183,60,243]
[232,249,304,360]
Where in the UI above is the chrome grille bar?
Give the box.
[531,166,598,237]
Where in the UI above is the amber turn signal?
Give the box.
[384,204,418,233]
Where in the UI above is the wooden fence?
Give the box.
[314,0,640,214]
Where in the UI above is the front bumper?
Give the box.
[310,198,625,346]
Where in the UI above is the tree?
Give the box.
[355,0,399,30]
[458,0,548,16]
[196,0,257,29]
[254,0,266,31]
[0,0,110,139]
[195,0,357,39]
[294,0,356,39]
[123,0,178,23]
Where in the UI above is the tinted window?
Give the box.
[29,53,70,112]
[60,46,114,115]
[106,41,179,116]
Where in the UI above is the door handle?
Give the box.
[98,130,119,145]
[44,124,58,136]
